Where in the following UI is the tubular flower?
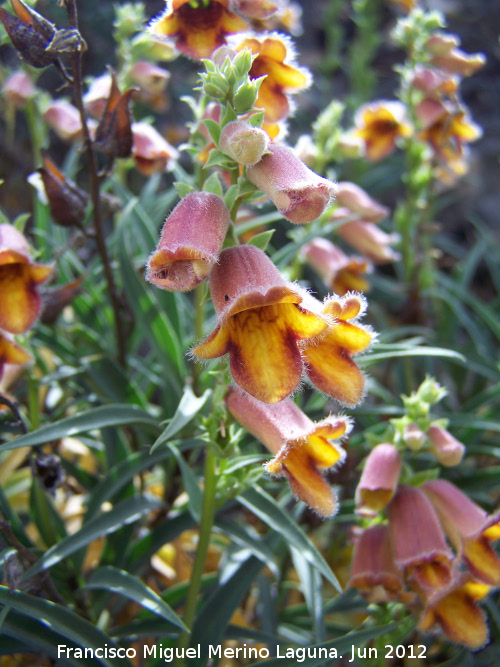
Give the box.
[147,192,230,292]
[0,224,52,335]
[388,485,454,593]
[44,100,87,143]
[131,122,178,175]
[419,576,490,650]
[219,120,269,165]
[411,66,459,101]
[226,386,349,516]
[354,100,412,162]
[348,524,405,603]
[301,238,372,296]
[235,35,310,138]
[336,215,401,264]
[247,142,336,224]
[426,424,465,467]
[0,332,31,380]
[302,293,373,406]
[3,70,36,109]
[426,33,486,78]
[422,479,500,586]
[416,100,482,165]
[355,444,402,517]
[150,0,248,60]
[192,245,329,403]
[335,182,389,223]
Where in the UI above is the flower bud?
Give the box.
[247,142,336,224]
[355,444,402,516]
[427,425,465,467]
[129,61,170,95]
[147,192,230,292]
[403,422,426,450]
[219,120,269,165]
[232,81,260,113]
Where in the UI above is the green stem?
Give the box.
[175,447,218,665]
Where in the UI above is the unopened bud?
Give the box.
[427,425,465,467]
[232,81,260,114]
[403,422,426,451]
[219,120,269,165]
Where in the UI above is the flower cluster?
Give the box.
[349,379,497,649]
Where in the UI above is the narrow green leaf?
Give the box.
[214,518,279,578]
[0,405,159,452]
[238,487,341,592]
[361,346,465,367]
[83,566,188,631]
[204,148,236,170]
[202,172,223,197]
[174,182,196,198]
[250,622,399,667]
[188,553,264,666]
[22,495,163,580]
[0,587,133,666]
[151,385,211,453]
[248,229,275,251]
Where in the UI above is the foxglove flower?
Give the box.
[419,575,490,650]
[0,332,31,380]
[388,485,454,593]
[426,425,465,467]
[355,444,402,516]
[422,479,500,586]
[336,216,400,264]
[354,100,412,162]
[226,386,349,516]
[302,293,373,406]
[132,122,178,175]
[301,238,371,295]
[150,0,248,60]
[0,224,52,334]
[247,143,336,224]
[219,120,269,165]
[348,524,405,602]
[192,245,328,403]
[235,34,310,138]
[147,192,230,292]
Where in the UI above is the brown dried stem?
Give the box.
[65,0,127,367]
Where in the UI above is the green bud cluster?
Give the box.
[200,48,265,115]
[392,8,445,56]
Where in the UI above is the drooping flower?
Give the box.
[426,33,486,77]
[192,245,329,403]
[348,524,406,603]
[131,122,178,175]
[426,425,465,467]
[422,479,500,586]
[247,142,336,224]
[387,485,454,593]
[355,444,402,517]
[235,34,310,138]
[301,293,373,406]
[418,576,490,650]
[226,386,349,516]
[0,331,31,380]
[411,66,459,101]
[0,224,52,334]
[336,215,400,264]
[147,192,230,292]
[129,60,171,112]
[416,99,482,166]
[150,0,248,60]
[301,238,372,296]
[84,72,112,118]
[335,182,389,223]
[354,100,412,162]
